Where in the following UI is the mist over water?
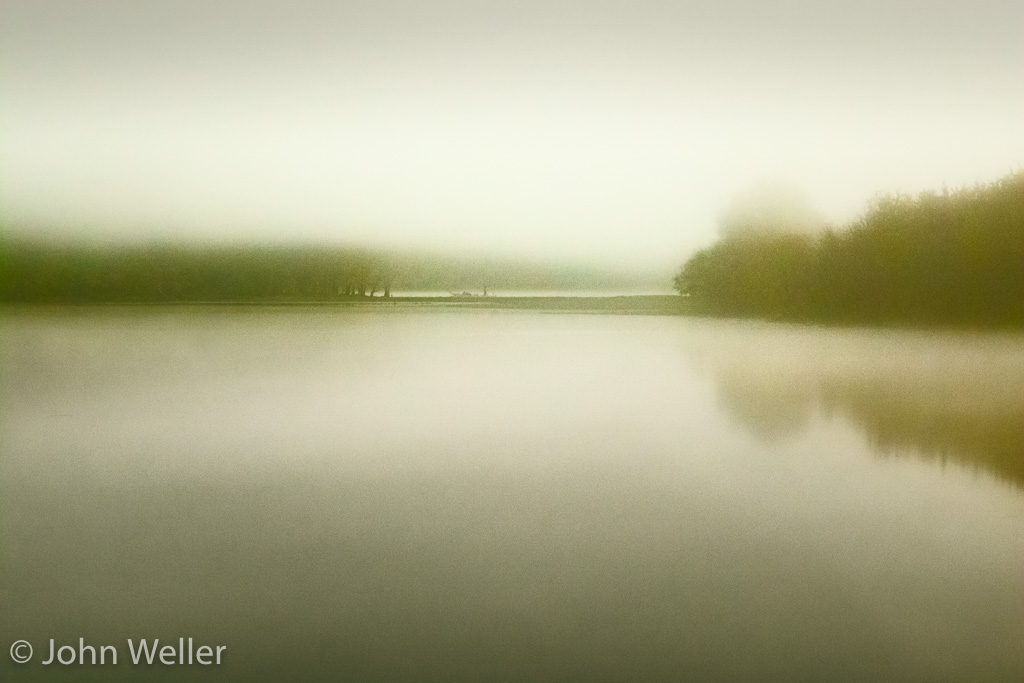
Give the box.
[2,308,1022,681]
[3,0,1022,678]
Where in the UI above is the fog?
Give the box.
[716,182,826,240]
[1,0,1022,268]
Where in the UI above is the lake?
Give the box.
[2,307,1022,681]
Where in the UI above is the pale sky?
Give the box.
[1,0,1022,269]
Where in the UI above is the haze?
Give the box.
[1,0,1022,269]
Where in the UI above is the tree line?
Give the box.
[0,240,643,303]
[675,170,1024,326]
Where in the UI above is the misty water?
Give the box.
[2,307,1023,682]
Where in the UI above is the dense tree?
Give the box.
[675,171,1024,326]
[0,241,643,303]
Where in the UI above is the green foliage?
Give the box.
[0,242,370,302]
[676,171,1024,326]
[0,240,640,303]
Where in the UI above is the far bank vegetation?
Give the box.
[675,171,1024,326]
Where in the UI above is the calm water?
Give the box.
[1,307,1022,682]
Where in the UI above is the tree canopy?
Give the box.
[675,171,1024,326]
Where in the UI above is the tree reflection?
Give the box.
[686,324,1024,486]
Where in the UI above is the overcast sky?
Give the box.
[1,0,1022,268]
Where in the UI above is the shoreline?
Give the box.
[4,297,1021,329]
[0,295,689,315]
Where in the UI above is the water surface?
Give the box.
[2,308,1022,681]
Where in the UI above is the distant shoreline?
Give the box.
[1,295,689,315]
[6,297,1022,329]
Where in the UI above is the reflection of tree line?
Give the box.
[0,242,640,303]
[692,327,1024,487]
[817,383,1024,486]
[676,171,1024,327]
